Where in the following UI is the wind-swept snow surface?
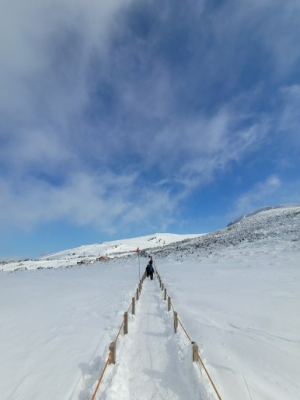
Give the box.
[156,250,300,400]
[1,206,299,399]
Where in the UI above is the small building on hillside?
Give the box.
[95,256,111,262]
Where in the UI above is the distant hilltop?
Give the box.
[227,203,300,227]
[0,233,203,272]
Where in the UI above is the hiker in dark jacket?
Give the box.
[149,264,154,280]
[146,263,151,277]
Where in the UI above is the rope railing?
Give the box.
[127,301,133,313]
[91,351,112,400]
[177,317,192,342]
[114,318,125,343]
[90,272,146,400]
[156,266,223,400]
[196,351,223,400]
[90,264,223,400]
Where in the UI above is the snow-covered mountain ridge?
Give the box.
[0,233,202,272]
[227,202,300,226]
[152,205,300,258]
[2,205,299,272]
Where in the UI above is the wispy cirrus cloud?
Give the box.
[233,175,282,218]
[0,170,179,237]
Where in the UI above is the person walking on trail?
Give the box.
[149,263,154,280]
[146,263,151,277]
[148,260,154,281]
[146,261,154,280]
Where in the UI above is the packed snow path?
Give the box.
[95,276,208,400]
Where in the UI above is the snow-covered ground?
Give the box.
[1,206,299,400]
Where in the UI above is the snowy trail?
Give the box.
[96,276,207,400]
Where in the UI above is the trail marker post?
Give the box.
[124,312,128,334]
[174,311,178,333]
[109,342,116,364]
[192,342,199,362]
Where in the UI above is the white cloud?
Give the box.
[233,175,282,217]
[1,0,299,241]
[0,0,132,125]
[0,93,270,233]
[0,170,179,235]
[277,85,300,146]
[150,106,269,192]
[211,0,300,79]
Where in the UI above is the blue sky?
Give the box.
[1,0,300,259]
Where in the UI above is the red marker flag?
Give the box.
[136,247,139,253]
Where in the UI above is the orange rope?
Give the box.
[90,283,141,400]
[177,317,192,342]
[155,266,223,400]
[115,318,124,343]
[168,298,175,312]
[91,351,112,400]
[177,316,223,400]
[116,295,135,342]
[196,352,223,400]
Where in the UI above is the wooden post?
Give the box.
[109,341,116,364]
[132,297,135,315]
[168,296,171,311]
[124,312,128,334]
[192,342,199,362]
[164,288,167,300]
[174,311,178,333]
[136,288,139,301]
[162,283,164,292]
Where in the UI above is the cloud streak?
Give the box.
[233,175,282,217]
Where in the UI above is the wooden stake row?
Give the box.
[95,267,204,400]
[157,271,199,363]
[110,270,198,367]
[108,273,146,365]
